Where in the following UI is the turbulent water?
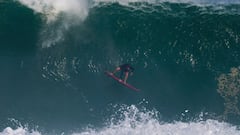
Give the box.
[1,0,240,134]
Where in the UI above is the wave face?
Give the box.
[0,0,240,134]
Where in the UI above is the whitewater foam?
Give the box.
[74,120,239,135]
[17,0,89,22]
[1,105,239,135]
[74,104,240,135]
[17,0,240,24]
[17,0,90,48]
[0,127,41,135]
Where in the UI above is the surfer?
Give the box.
[112,64,134,83]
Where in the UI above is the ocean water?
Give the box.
[1,0,240,134]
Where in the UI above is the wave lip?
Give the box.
[17,0,90,48]
[17,0,89,22]
[94,0,240,5]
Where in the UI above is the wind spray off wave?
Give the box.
[17,0,90,48]
[17,0,89,22]
[17,0,240,48]
[94,0,240,5]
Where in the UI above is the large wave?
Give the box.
[1,0,240,133]
[16,0,240,48]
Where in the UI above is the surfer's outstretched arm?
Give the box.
[113,67,121,74]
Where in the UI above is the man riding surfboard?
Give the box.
[111,64,134,84]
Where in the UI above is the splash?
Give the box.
[17,0,90,48]
[17,0,89,22]
[74,120,239,135]
[0,127,41,135]
[1,120,239,135]
[42,56,70,82]
[73,104,239,135]
[1,105,240,135]
[0,119,41,135]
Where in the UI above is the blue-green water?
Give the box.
[0,0,240,134]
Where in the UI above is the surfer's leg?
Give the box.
[123,72,129,83]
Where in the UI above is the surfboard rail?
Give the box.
[105,71,140,92]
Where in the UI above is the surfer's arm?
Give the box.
[113,67,121,74]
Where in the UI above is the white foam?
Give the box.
[74,120,240,135]
[2,120,239,135]
[17,0,240,23]
[1,105,240,135]
[73,105,240,135]
[0,127,41,135]
[17,0,90,48]
[17,0,89,22]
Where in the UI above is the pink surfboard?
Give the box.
[105,71,140,92]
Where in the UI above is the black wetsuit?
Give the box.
[119,64,134,79]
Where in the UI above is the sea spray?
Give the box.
[17,0,89,22]
[1,105,239,135]
[16,0,240,48]
[73,104,239,135]
[0,127,41,135]
[0,119,41,135]
[17,0,90,48]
